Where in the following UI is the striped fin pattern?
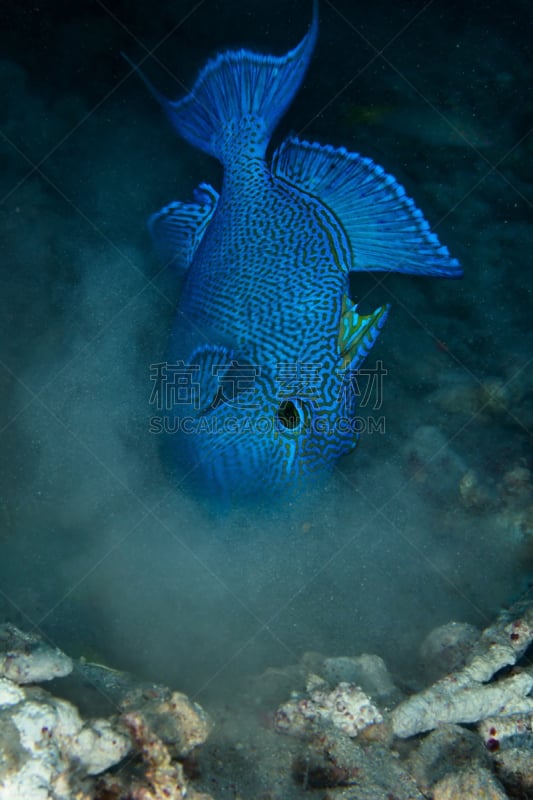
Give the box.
[144,2,318,163]
[338,296,390,369]
[272,137,462,277]
[148,183,218,270]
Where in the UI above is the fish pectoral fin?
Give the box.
[338,295,390,369]
[187,344,258,416]
[272,137,461,278]
[186,343,234,414]
[148,183,219,271]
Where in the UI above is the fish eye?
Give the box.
[276,399,309,432]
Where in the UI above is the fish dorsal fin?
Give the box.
[148,183,218,270]
[338,295,390,370]
[272,137,462,277]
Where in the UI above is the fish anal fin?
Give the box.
[148,182,218,270]
[338,295,390,370]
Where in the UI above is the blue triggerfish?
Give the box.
[138,0,461,501]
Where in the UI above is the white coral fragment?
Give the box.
[0,624,72,684]
[0,676,24,707]
[275,680,383,738]
[391,600,533,738]
[0,677,131,800]
[392,672,533,738]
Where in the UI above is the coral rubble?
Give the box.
[0,625,212,800]
[391,599,533,738]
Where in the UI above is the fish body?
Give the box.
[140,1,461,500]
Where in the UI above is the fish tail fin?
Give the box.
[130,1,318,164]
